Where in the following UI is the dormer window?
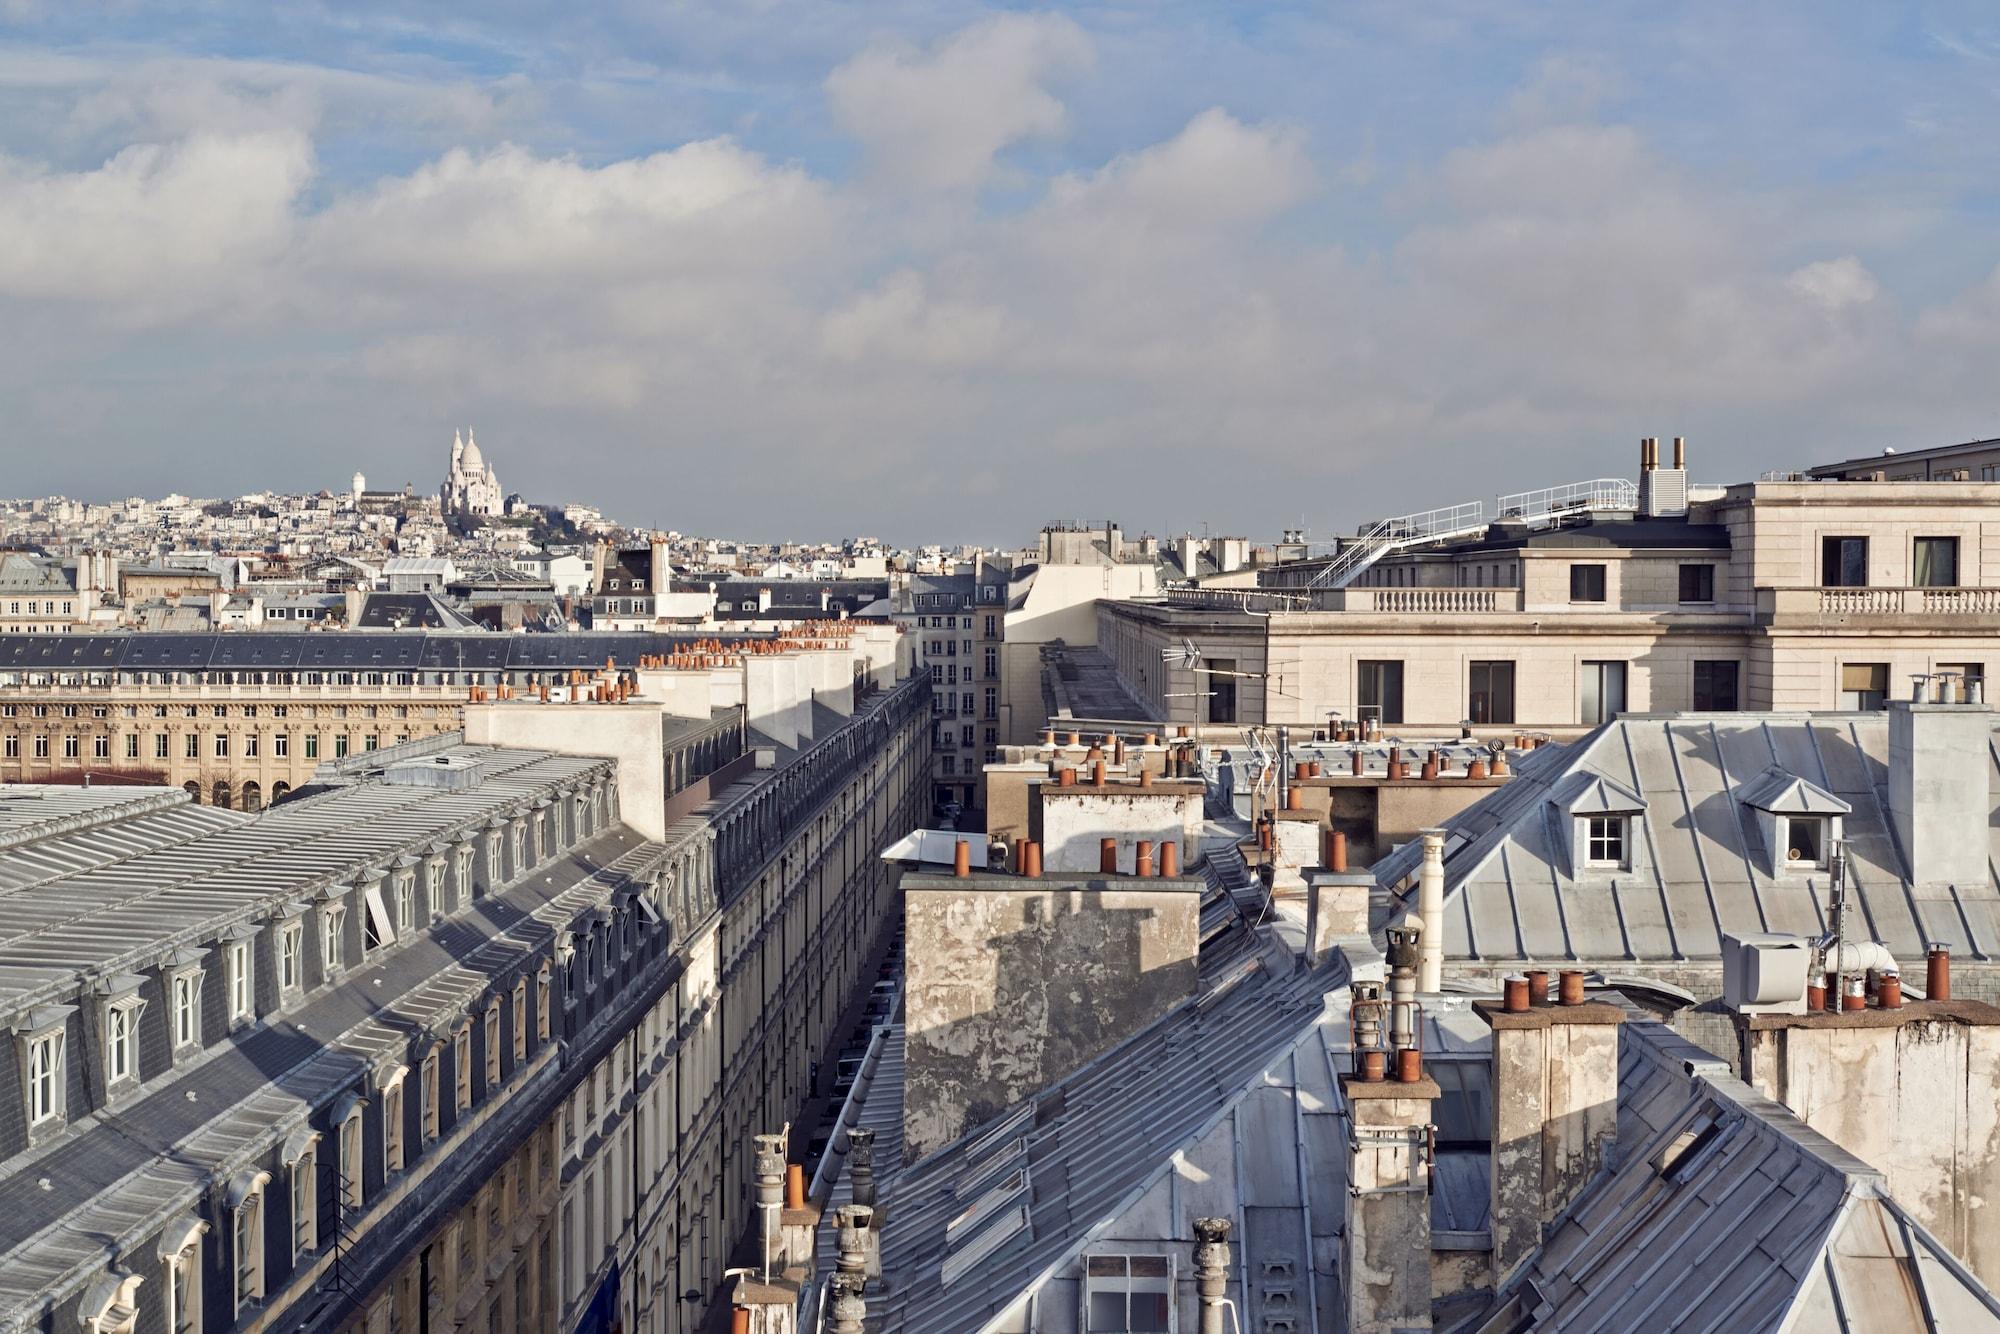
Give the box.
[1584,815,1629,870]
[224,937,254,1027]
[1737,766,1850,878]
[320,901,347,978]
[279,919,303,996]
[168,961,204,1052]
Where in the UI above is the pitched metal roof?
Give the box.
[1375,712,2000,971]
[1481,1021,2000,1333]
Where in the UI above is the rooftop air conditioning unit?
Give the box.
[1721,932,1812,1015]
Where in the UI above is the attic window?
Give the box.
[1584,815,1628,870]
[1086,1255,1172,1333]
[1783,817,1827,869]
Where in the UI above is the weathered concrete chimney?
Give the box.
[1476,985,1624,1286]
[899,863,1202,1161]
[1737,996,2000,1289]
[1342,1069,1437,1331]
[1887,689,1994,889]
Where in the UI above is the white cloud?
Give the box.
[825,12,1093,191]
[0,130,311,316]
[1787,255,1880,310]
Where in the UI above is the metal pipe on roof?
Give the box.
[1417,829,1446,992]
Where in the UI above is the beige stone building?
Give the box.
[0,631,774,808]
[1104,447,2000,735]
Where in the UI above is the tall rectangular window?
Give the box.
[455,1026,472,1111]
[173,972,201,1049]
[1840,662,1889,710]
[226,941,253,1024]
[1085,1255,1172,1332]
[280,921,303,992]
[1468,661,1515,725]
[305,734,319,759]
[1821,535,1869,587]
[155,733,168,759]
[292,1148,317,1257]
[1357,660,1405,725]
[384,1079,405,1173]
[339,1113,364,1211]
[1579,661,1628,725]
[1678,563,1715,603]
[1914,536,1960,588]
[422,1052,441,1142]
[234,1191,263,1312]
[124,734,138,759]
[26,1031,62,1125]
[1692,661,1740,711]
[106,1003,137,1084]
[1569,563,1607,602]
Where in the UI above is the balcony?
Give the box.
[1327,587,1525,613]
[1757,586,2000,628]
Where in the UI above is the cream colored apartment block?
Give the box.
[1103,478,2000,735]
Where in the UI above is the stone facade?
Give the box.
[1103,479,2000,734]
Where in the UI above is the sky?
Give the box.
[4,3,2000,544]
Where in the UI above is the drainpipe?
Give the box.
[1417,829,1446,992]
[1193,1217,1232,1334]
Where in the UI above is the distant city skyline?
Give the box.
[3,4,2000,542]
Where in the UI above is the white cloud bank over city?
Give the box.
[0,5,1997,539]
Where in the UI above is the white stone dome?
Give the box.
[460,435,484,470]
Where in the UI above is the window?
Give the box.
[32,734,47,758]
[1678,563,1715,603]
[384,1078,406,1174]
[244,733,258,758]
[1821,535,1868,587]
[169,1238,202,1334]
[3,736,15,759]
[214,734,229,758]
[292,1146,318,1257]
[513,981,528,1062]
[339,1109,364,1211]
[1085,1254,1172,1332]
[321,904,346,975]
[537,964,552,1041]
[487,839,503,885]
[235,1187,264,1312]
[1782,816,1827,869]
[92,734,108,759]
[1584,815,1628,869]
[1840,662,1888,710]
[279,921,303,993]
[1692,661,1740,711]
[25,1029,63,1125]
[61,734,78,760]
[334,735,349,758]
[124,734,138,759]
[1357,660,1405,725]
[455,1024,473,1111]
[1569,563,1607,602]
[395,875,415,934]
[422,1051,441,1142]
[274,733,289,758]
[226,940,254,1025]
[105,1000,140,1085]
[155,734,167,759]
[1468,661,1515,726]
[305,734,319,760]
[485,1005,502,1087]
[185,733,199,760]
[172,970,202,1049]
[1914,536,1960,587]
[1579,661,1628,725]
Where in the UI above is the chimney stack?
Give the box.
[1341,1019,1436,1331]
[1416,829,1446,992]
[1888,686,1995,888]
[1476,991,1624,1286]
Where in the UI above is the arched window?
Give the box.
[157,1217,206,1334]
[80,1268,142,1334]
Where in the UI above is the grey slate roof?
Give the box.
[1476,1021,2000,1333]
[1374,712,2000,972]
